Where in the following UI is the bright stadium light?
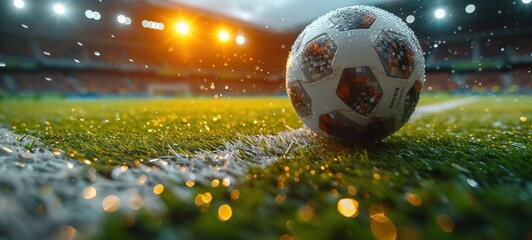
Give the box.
[465,4,476,13]
[236,35,245,45]
[434,8,446,19]
[13,0,24,9]
[218,31,230,42]
[176,22,189,34]
[117,14,126,24]
[53,3,66,15]
[117,14,132,25]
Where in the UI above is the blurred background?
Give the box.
[0,0,530,99]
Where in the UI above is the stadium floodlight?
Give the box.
[236,35,245,45]
[523,0,531,4]
[434,8,445,19]
[117,14,132,25]
[176,22,189,34]
[218,30,230,42]
[53,3,66,15]
[117,14,126,24]
[13,0,24,9]
[465,4,476,13]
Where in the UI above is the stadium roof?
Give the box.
[149,0,389,33]
[151,0,532,36]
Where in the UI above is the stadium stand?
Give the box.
[0,1,530,98]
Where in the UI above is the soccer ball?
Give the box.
[286,5,424,142]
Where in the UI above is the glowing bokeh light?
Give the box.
[218,204,233,221]
[117,14,126,24]
[93,11,101,20]
[53,3,66,15]
[85,10,94,19]
[465,4,476,13]
[82,186,97,200]
[405,193,423,206]
[13,0,24,9]
[102,195,121,212]
[218,31,230,42]
[153,184,164,194]
[236,35,246,45]
[337,198,359,218]
[434,8,446,19]
[176,22,189,34]
[406,15,415,24]
[370,215,397,240]
[436,214,455,233]
[129,195,144,210]
[523,0,531,4]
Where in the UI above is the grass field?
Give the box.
[0,95,531,239]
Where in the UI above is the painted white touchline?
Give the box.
[410,97,477,120]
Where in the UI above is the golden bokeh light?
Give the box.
[186,180,195,188]
[211,179,220,187]
[370,215,397,240]
[82,186,97,200]
[337,198,359,218]
[436,214,455,233]
[296,204,314,222]
[195,192,213,206]
[102,195,121,212]
[369,204,385,218]
[405,193,422,206]
[230,190,240,200]
[218,204,233,221]
[347,185,358,195]
[153,184,164,195]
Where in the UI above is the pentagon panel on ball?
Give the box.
[286,5,425,142]
[328,7,376,31]
[287,81,312,118]
[301,34,337,82]
[336,67,382,116]
[374,30,415,79]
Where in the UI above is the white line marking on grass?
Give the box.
[0,97,476,238]
[410,97,477,120]
[0,126,317,238]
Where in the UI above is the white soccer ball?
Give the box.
[286,5,425,142]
